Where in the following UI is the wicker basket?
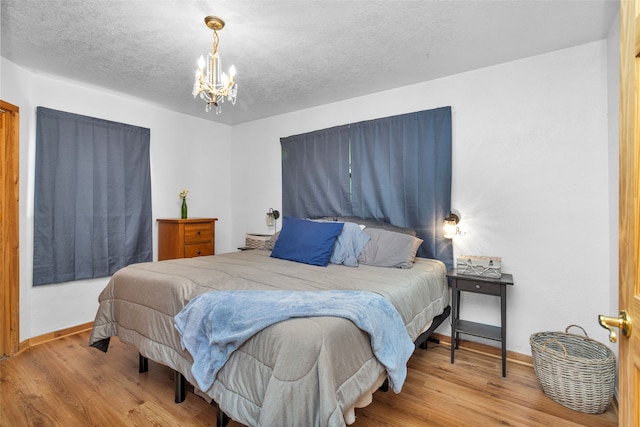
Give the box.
[529,325,615,414]
[245,233,271,250]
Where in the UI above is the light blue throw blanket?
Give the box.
[174,290,415,393]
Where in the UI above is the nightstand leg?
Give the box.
[450,288,459,364]
[450,331,455,364]
[501,285,507,377]
[454,288,461,349]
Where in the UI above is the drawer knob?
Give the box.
[197,250,201,255]
[196,230,201,235]
[475,284,480,289]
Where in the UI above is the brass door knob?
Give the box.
[598,310,632,343]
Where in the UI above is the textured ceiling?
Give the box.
[1,0,619,125]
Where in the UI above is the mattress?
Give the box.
[89,249,448,426]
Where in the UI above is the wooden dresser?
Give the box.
[157,218,218,261]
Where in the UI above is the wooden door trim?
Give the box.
[618,0,639,424]
[1,100,20,357]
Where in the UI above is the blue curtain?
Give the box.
[350,107,452,265]
[281,125,351,219]
[33,107,152,286]
[280,106,453,269]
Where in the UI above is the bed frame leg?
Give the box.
[420,336,440,349]
[175,371,186,403]
[139,353,148,373]
[415,305,451,350]
[214,402,230,427]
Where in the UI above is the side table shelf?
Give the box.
[447,269,514,377]
[455,320,501,341]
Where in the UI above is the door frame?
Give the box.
[1,100,20,357]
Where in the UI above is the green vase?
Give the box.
[181,199,187,219]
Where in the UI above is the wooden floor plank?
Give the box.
[0,332,617,426]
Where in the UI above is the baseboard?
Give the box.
[17,322,94,354]
[430,332,533,367]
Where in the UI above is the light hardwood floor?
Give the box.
[0,331,617,426]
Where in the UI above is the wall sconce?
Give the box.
[443,212,461,239]
[266,208,280,227]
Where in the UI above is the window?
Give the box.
[280,106,453,268]
[33,107,152,286]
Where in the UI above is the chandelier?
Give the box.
[192,16,238,114]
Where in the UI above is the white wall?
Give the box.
[231,41,614,355]
[1,58,235,340]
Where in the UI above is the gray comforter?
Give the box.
[89,250,448,426]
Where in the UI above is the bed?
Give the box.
[89,218,450,426]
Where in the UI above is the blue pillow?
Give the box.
[329,222,371,267]
[271,217,344,266]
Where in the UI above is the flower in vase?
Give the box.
[179,189,189,200]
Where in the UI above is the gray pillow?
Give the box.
[320,216,417,237]
[357,228,423,268]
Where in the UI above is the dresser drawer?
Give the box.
[184,223,213,243]
[184,243,214,258]
[455,278,501,296]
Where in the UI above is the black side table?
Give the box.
[447,269,514,377]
